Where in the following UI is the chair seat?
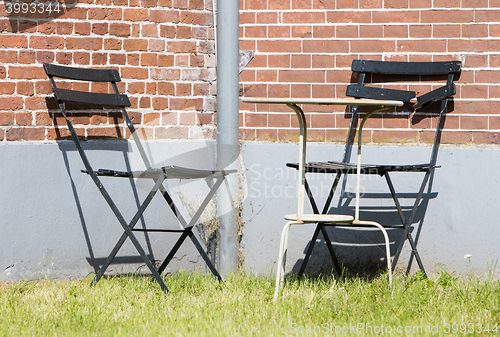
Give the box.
[287,161,434,174]
[84,166,237,179]
[284,214,354,223]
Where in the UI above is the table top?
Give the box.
[242,97,404,107]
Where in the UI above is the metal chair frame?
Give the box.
[288,60,462,278]
[44,63,234,292]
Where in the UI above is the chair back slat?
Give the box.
[44,63,121,82]
[351,60,462,76]
[346,85,416,103]
[54,88,131,107]
[347,59,461,110]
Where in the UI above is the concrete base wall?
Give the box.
[1,140,499,281]
[240,142,500,279]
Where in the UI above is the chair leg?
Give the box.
[274,221,293,301]
[357,221,392,286]
[369,222,393,286]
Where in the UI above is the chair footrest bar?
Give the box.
[131,228,189,233]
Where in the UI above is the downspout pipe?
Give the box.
[216,0,240,276]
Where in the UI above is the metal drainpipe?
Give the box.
[216,0,240,276]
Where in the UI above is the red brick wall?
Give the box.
[240,1,500,145]
[0,0,215,141]
[1,1,499,145]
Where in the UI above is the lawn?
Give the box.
[1,271,499,336]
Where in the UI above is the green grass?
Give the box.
[0,271,499,336]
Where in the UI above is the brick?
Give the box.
[36,51,55,64]
[29,36,63,49]
[141,53,158,66]
[123,8,149,21]
[142,23,159,37]
[0,51,17,63]
[75,22,91,35]
[462,24,489,38]
[384,25,408,38]
[123,38,148,51]
[245,113,267,127]
[268,113,291,127]
[336,0,358,8]
[127,54,140,66]
[87,127,125,139]
[461,116,488,130]
[257,12,279,24]
[291,54,311,68]
[0,82,15,95]
[144,113,161,125]
[360,25,383,38]
[88,8,122,20]
[397,39,446,53]
[373,11,420,23]
[166,40,196,53]
[56,52,72,64]
[303,40,349,53]
[373,130,418,143]
[310,113,335,128]
[37,21,56,35]
[109,53,126,65]
[121,67,149,79]
[292,25,312,38]
[155,126,189,139]
[312,84,337,98]
[244,0,267,10]
[16,81,34,96]
[279,70,325,83]
[92,23,108,35]
[150,10,180,23]
[257,128,278,141]
[104,38,122,50]
[9,66,46,80]
[15,112,32,126]
[409,0,432,8]
[169,98,203,111]
[18,51,36,64]
[149,39,166,52]
[240,128,256,140]
[422,9,474,23]
[359,0,382,8]
[269,26,290,38]
[0,112,15,125]
[282,12,326,24]
[385,0,408,8]
[56,22,73,35]
[6,128,45,141]
[109,23,131,37]
[92,53,107,65]
[336,25,358,38]
[158,54,175,67]
[257,40,301,53]
[352,39,396,53]
[268,55,290,68]
[437,130,472,144]
[74,52,90,65]
[176,82,191,96]
[312,55,334,68]
[181,11,212,25]
[66,37,103,50]
[179,112,196,125]
[290,84,311,98]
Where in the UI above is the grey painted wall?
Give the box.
[1,140,499,281]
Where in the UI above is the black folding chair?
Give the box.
[44,63,235,292]
[287,60,461,277]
